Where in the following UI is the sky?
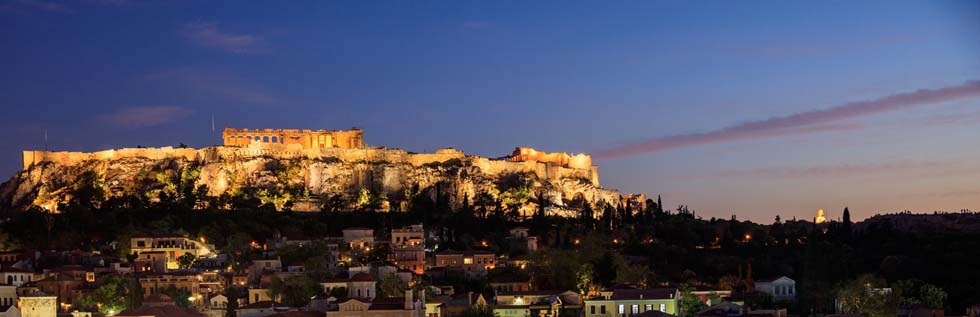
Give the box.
[1,0,979,222]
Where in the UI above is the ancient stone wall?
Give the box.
[223,127,364,150]
[22,147,201,170]
[510,147,592,170]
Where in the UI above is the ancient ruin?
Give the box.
[3,127,624,215]
[511,147,592,169]
[222,127,364,149]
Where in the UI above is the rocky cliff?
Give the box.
[0,145,625,215]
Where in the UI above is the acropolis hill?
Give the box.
[1,127,634,214]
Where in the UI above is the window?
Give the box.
[590,306,596,315]
[601,306,606,314]
[631,305,639,314]
[659,304,666,312]
[645,305,652,311]
[618,305,624,315]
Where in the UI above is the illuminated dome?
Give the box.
[815,209,827,224]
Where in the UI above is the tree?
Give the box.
[177,253,196,269]
[837,275,899,317]
[615,263,650,288]
[576,263,599,297]
[894,280,947,309]
[224,232,254,271]
[678,284,707,317]
[718,275,739,291]
[162,285,192,308]
[268,275,319,307]
[77,275,134,315]
[378,273,407,298]
[329,287,348,299]
[224,286,244,317]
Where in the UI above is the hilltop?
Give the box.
[0,127,628,214]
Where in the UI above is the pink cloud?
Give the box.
[100,106,194,128]
[715,160,950,178]
[183,22,262,54]
[594,80,980,159]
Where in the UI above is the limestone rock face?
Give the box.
[1,146,624,215]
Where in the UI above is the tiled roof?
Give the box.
[239,301,281,309]
[350,272,375,282]
[437,249,494,256]
[117,305,205,317]
[592,288,677,301]
[265,311,325,317]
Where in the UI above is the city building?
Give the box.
[237,301,283,317]
[438,292,488,317]
[326,290,423,317]
[342,228,375,251]
[18,292,57,317]
[117,293,206,317]
[320,272,377,300]
[0,268,34,287]
[392,225,425,274]
[584,288,679,317]
[433,250,495,279]
[0,304,18,317]
[0,285,16,308]
[130,236,215,271]
[489,275,532,295]
[494,290,582,317]
[139,272,202,301]
[754,277,796,303]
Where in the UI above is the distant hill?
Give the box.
[855,212,980,234]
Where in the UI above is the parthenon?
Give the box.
[222,127,364,150]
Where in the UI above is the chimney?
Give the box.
[467,291,473,307]
[405,288,414,310]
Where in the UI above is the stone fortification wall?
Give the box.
[510,147,593,170]
[22,147,202,170]
[21,146,596,185]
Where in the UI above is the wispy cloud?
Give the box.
[147,67,279,105]
[926,110,980,126]
[0,0,70,13]
[100,106,194,128]
[182,22,263,54]
[715,160,949,179]
[594,80,980,159]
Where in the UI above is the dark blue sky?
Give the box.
[2,0,979,221]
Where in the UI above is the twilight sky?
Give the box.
[2,1,979,222]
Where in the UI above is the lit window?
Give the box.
[645,305,652,311]
[631,305,638,314]
[659,304,666,312]
[618,305,624,314]
[464,258,474,264]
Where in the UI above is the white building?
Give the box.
[0,268,33,287]
[754,276,796,302]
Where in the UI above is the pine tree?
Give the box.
[842,207,852,227]
[657,195,664,214]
